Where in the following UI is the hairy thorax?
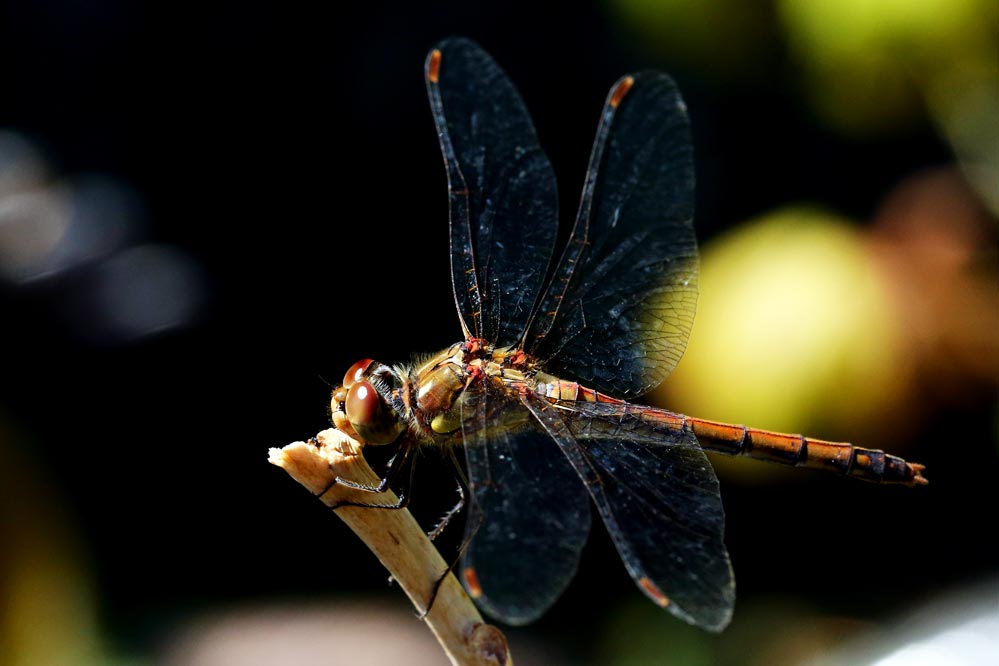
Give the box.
[403,340,537,445]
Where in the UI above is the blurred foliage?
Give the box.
[597,602,714,666]
[595,596,866,666]
[606,0,779,78]
[779,0,995,132]
[0,415,109,666]
[607,0,999,210]
[926,63,999,214]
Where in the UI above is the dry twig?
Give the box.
[269,429,511,666]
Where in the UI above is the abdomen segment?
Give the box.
[687,417,926,486]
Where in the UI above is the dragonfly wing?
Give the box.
[458,377,591,625]
[526,72,697,398]
[523,396,735,631]
[425,38,558,346]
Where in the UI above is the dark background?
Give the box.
[2,2,997,665]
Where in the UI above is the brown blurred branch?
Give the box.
[268,429,511,666]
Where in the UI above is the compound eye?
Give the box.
[343,359,374,388]
[345,380,379,426]
[344,379,402,446]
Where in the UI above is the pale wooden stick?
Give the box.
[268,429,512,666]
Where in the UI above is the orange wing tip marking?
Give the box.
[427,49,442,83]
[609,76,635,108]
[638,577,670,607]
[463,567,483,599]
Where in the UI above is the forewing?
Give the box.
[526,73,697,398]
[523,397,734,631]
[425,38,558,346]
[458,376,591,625]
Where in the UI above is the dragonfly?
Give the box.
[324,38,927,632]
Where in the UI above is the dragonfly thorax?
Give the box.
[410,342,535,438]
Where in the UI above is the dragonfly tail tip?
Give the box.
[909,463,928,486]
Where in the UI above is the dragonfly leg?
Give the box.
[418,447,482,619]
[427,454,468,541]
[318,440,418,510]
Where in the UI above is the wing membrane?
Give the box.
[425,39,558,345]
[526,73,697,398]
[523,396,734,631]
[458,376,591,624]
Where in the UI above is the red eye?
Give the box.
[343,378,403,445]
[343,359,374,388]
[345,380,380,426]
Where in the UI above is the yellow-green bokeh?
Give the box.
[778,0,998,134]
[654,209,905,451]
[606,0,778,78]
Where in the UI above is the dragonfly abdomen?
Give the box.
[688,417,927,486]
[533,375,925,486]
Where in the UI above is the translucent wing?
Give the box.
[526,72,697,398]
[458,376,591,625]
[523,396,734,631]
[425,38,559,346]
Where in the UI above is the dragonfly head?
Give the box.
[330,358,405,446]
